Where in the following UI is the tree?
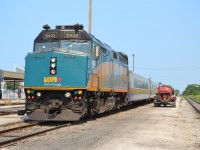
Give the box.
[182,84,200,95]
[5,82,20,90]
[174,89,180,95]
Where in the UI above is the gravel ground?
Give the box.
[2,97,200,150]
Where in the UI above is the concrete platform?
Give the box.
[0,99,25,106]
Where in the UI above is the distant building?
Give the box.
[14,66,25,73]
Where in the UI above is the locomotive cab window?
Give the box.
[34,41,90,54]
[35,41,59,51]
[61,41,90,53]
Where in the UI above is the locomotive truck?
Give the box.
[18,24,158,121]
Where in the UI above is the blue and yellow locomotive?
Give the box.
[18,24,158,121]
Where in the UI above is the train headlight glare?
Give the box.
[50,69,56,75]
[51,63,56,68]
[27,90,31,94]
[36,92,42,97]
[65,92,71,98]
[51,58,56,63]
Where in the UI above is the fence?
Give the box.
[1,89,25,100]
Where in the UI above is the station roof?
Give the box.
[0,70,24,81]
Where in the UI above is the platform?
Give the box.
[0,99,25,106]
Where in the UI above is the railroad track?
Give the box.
[0,112,17,116]
[185,97,200,113]
[0,100,152,148]
[0,121,71,148]
[0,105,24,116]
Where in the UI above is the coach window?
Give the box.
[134,79,139,88]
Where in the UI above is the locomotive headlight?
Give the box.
[50,57,57,75]
[65,92,71,98]
[36,92,42,97]
[51,63,56,68]
[51,57,56,63]
[78,90,82,94]
[50,69,56,75]
[27,90,31,94]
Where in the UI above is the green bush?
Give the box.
[5,82,20,90]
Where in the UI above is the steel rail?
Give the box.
[0,122,39,135]
[0,122,70,147]
[0,111,18,116]
[186,97,200,113]
[0,105,24,116]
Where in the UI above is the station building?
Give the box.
[0,66,24,99]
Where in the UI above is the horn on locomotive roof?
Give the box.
[43,24,51,30]
[56,24,84,30]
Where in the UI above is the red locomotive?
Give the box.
[154,85,176,107]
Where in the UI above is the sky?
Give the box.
[0,0,200,93]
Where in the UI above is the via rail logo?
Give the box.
[44,76,62,86]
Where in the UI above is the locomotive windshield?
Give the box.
[34,40,90,54]
[61,41,90,53]
[35,42,59,51]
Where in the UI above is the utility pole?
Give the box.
[132,54,135,72]
[149,77,152,99]
[88,0,92,34]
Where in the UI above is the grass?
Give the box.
[180,97,185,102]
[188,95,200,103]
